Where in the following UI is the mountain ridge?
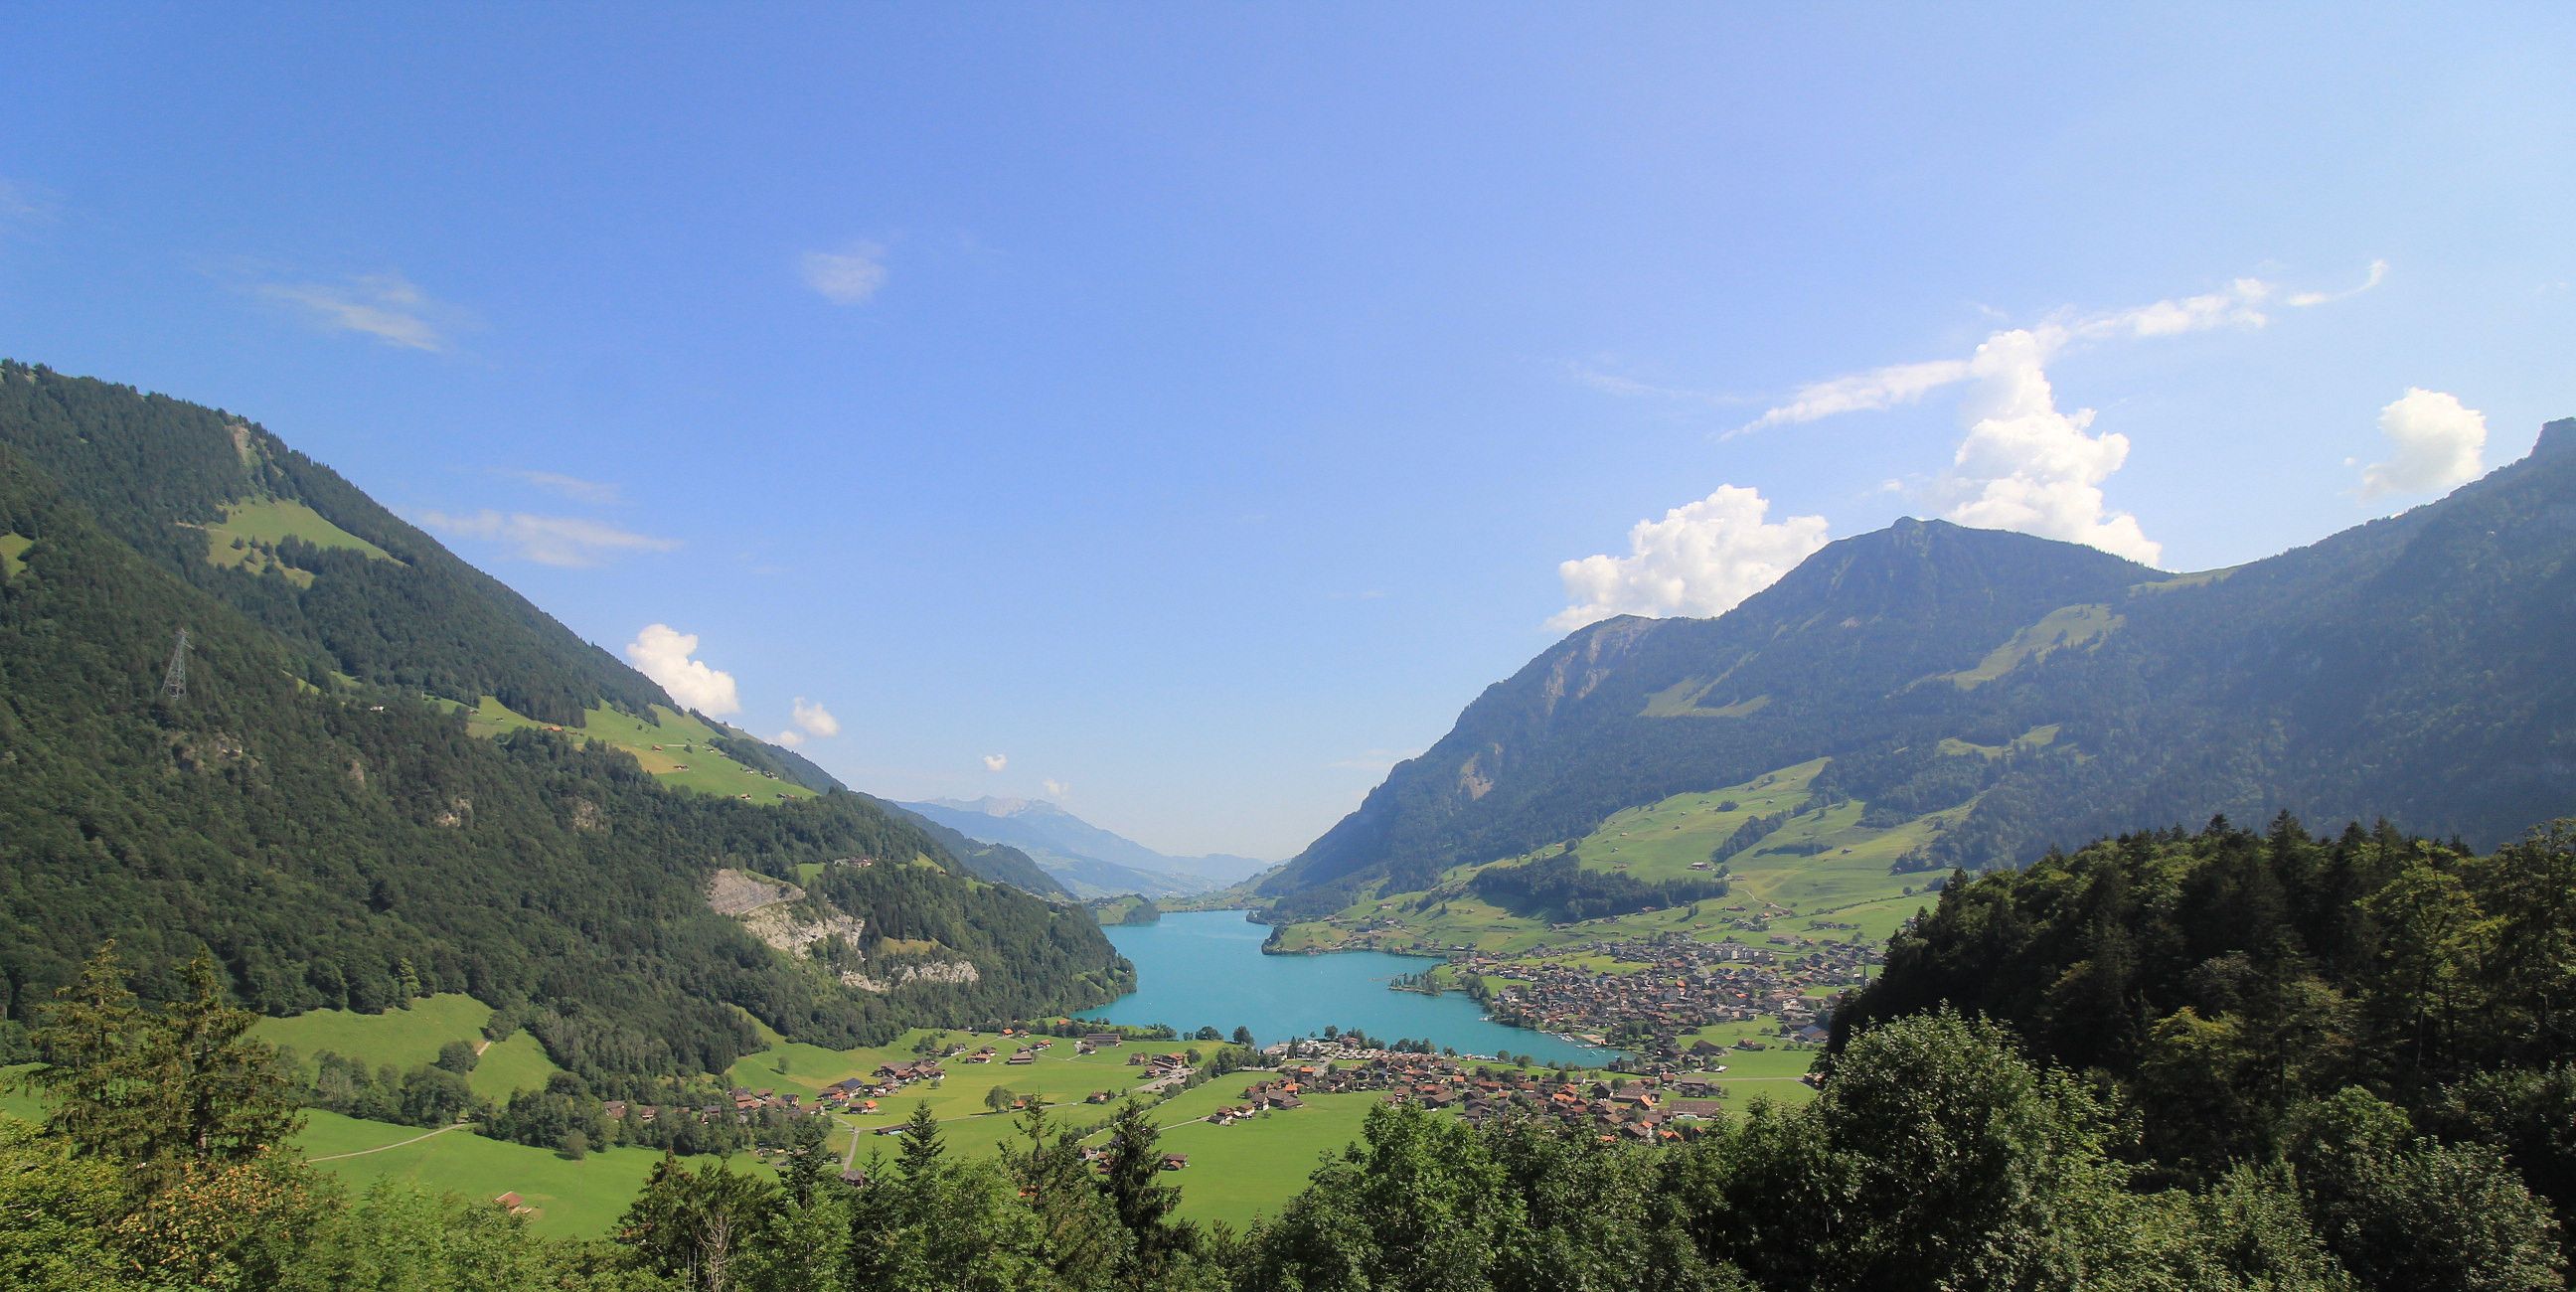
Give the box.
[0,361,1127,1076]
[1262,425,2576,912]
[902,795,1272,898]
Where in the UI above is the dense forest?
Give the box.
[1836,815,2575,1235]
[0,366,1130,1082]
[1265,420,2576,914]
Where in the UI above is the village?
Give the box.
[1201,1043,1779,1146]
[1455,931,1878,1056]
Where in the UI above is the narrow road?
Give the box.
[309,1121,476,1162]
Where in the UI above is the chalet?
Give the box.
[1161,1154,1189,1171]
[1086,1090,1115,1104]
[1082,1032,1122,1048]
[494,1192,531,1214]
[1007,1050,1038,1065]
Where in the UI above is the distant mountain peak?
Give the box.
[922,794,1093,822]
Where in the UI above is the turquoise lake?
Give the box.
[1079,909,1612,1066]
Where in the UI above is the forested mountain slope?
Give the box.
[1266,419,2576,912]
[0,363,1127,1079]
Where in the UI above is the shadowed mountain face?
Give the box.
[900,797,1272,898]
[1264,420,2576,913]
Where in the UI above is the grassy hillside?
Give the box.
[460,697,815,803]
[252,994,565,1100]
[1269,754,1944,956]
[256,994,493,1070]
[199,496,401,587]
[295,1110,758,1237]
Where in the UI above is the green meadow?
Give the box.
[0,531,31,578]
[252,993,562,1094]
[1149,1091,1382,1229]
[294,1110,761,1238]
[1270,753,1942,958]
[462,697,817,803]
[254,993,493,1069]
[200,496,399,587]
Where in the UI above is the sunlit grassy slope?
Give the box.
[1269,755,1949,955]
[253,993,490,1068]
[1937,601,2121,688]
[251,994,561,1097]
[199,497,399,586]
[462,697,816,802]
[295,1110,757,1237]
[0,532,30,578]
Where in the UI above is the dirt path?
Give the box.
[308,1121,475,1162]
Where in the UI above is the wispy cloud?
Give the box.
[800,242,887,304]
[2289,259,2389,308]
[982,753,1009,772]
[0,177,54,227]
[1669,265,2387,568]
[412,508,679,567]
[495,469,624,506]
[256,270,463,352]
[1563,360,1750,407]
[625,624,742,717]
[1733,265,2382,438]
[2356,388,2486,498]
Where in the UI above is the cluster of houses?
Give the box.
[1451,932,1874,1052]
[1214,1051,1749,1144]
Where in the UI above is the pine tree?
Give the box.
[1098,1100,1190,1279]
[28,941,157,1167]
[896,1100,945,1181]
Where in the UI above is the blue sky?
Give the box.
[4,6,2571,858]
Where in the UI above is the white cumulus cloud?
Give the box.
[413,509,680,568]
[1934,328,2163,565]
[2358,388,2487,498]
[789,697,840,738]
[1042,778,1069,799]
[1548,485,1832,631]
[774,698,839,748]
[624,624,741,717]
[982,753,1008,772]
[801,242,887,304]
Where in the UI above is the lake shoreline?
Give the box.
[1081,909,1615,1066]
